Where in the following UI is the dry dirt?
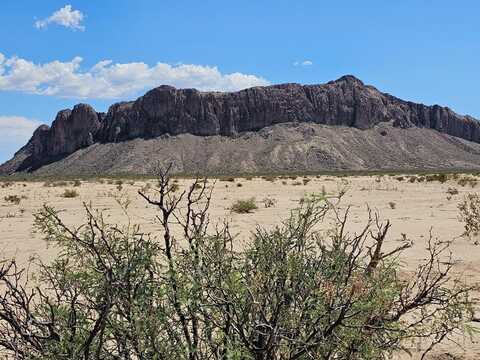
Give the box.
[1,174,480,359]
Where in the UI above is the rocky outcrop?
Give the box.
[2,75,480,174]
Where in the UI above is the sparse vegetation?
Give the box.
[262,196,277,208]
[61,189,79,198]
[220,177,235,182]
[230,197,258,213]
[425,173,448,183]
[388,201,396,209]
[0,166,474,359]
[44,180,69,187]
[73,179,82,187]
[447,187,459,195]
[4,195,22,205]
[458,176,478,188]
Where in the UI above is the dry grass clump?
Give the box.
[388,201,396,209]
[44,181,69,187]
[262,197,277,208]
[0,182,14,188]
[425,174,448,183]
[62,189,79,198]
[458,177,477,188]
[446,187,459,196]
[262,176,276,182]
[73,180,82,187]
[220,177,236,182]
[231,198,257,213]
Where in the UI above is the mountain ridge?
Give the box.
[2,75,480,175]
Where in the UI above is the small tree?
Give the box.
[0,165,476,359]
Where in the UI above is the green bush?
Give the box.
[230,197,257,213]
[62,189,79,198]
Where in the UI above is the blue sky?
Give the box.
[1,0,479,162]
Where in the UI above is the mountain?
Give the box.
[2,75,480,175]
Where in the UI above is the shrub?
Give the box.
[0,167,475,360]
[231,197,257,213]
[388,201,396,209]
[62,189,79,198]
[458,193,480,243]
[425,173,448,183]
[303,178,311,185]
[220,177,235,182]
[44,180,69,187]
[236,182,243,187]
[457,177,477,188]
[262,196,277,208]
[447,187,459,195]
[4,195,21,205]
[396,176,404,181]
[73,179,82,187]
[0,182,13,188]
[262,176,276,182]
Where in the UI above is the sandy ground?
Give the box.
[1,174,480,359]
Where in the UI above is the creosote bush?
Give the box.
[0,165,476,359]
[230,197,257,213]
[61,189,79,198]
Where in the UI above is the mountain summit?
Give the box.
[2,76,480,175]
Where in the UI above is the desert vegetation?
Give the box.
[61,189,79,198]
[0,167,477,359]
[230,197,258,213]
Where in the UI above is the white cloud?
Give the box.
[0,53,270,99]
[293,60,313,67]
[0,116,42,144]
[35,5,85,31]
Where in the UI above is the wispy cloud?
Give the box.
[0,115,41,145]
[35,5,85,31]
[293,60,313,67]
[0,116,42,162]
[0,53,270,99]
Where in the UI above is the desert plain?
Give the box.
[1,173,479,359]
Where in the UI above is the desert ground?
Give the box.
[1,173,479,359]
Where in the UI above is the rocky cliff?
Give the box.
[2,75,480,174]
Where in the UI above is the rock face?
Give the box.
[2,75,480,174]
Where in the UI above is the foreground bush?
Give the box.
[0,166,475,359]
